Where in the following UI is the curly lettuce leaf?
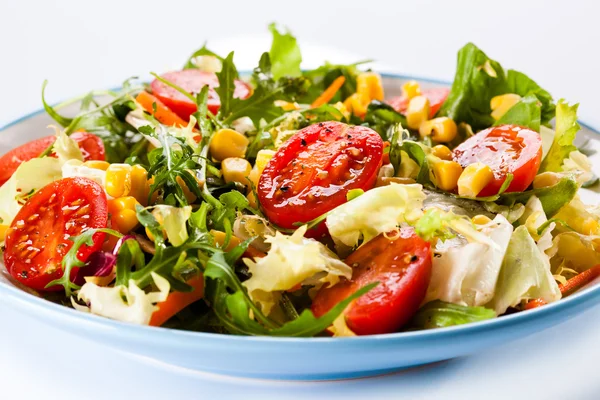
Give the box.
[539,100,580,173]
[268,23,302,80]
[489,226,561,314]
[326,183,426,248]
[151,205,192,247]
[409,300,495,330]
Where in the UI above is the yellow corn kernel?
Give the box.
[406,95,430,130]
[222,157,252,186]
[457,162,494,198]
[0,224,9,242]
[83,160,110,171]
[431,145,453,161]
[108,196,138,213]
[145,211,166,242]
[430,159,463,191]
[402,80,421,100]
[472,215,492,225]
[246,167,261,207]
[490,93,521,121]
[419,117,458,143]
[274,100,300,111]
[255,149,276,174]
[105,164,132,198]
[533,172,561,189]
[210,129,250,162]
[343,93,369,118]
[356,72,384,102]
[176,176,197,203]
[129,165,149,206]
[210,229,242,252]
[113,209,139,234]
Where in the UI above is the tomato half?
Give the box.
[452,124,543,196]
[4,177,108,291]
[150,70,252,121]
[258,122,384,229]
[312,228,432,335]
[388,87,450,118]
[0,131,105,186]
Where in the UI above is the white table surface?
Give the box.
[1,1,600,399]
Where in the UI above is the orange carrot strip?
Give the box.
[149,276,204,327]
[136,91,189,128]
[525,264,600,310]
[311,76,346,108]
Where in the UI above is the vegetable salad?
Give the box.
[1,24,598,336]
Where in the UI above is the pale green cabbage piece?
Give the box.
[73,272,170,325]
[53,128,83,163]
[489,226,561,314]
[424,215,513,307]
[243,225,352,315]
[326,183,426,248]
[152,205,192,247]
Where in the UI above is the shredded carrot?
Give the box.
[311,76,346,108]
[525,264,600,310]
[149,275,204,327]
[136,91,189,129]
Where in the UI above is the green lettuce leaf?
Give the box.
[539,100,581,173]
[268,23,302,80]
[494,93,541,131]
[409,300,496,330]
[489,226,561,314]
[505,70,555,125]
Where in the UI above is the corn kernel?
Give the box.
[356,72,384,102]
[343,93,369,118]
[533,172,560,189]
[457,162,494,197]
[255,149,276,174]
[402,80,421,100]
[490,93,521,121]
[431,145,453,161]
[406,96,430,130]
[0,225,9,242]
[176,176,197,203]
[274,100,300,111]
[210,229,242,252]
[105,164,132,198]
[419,117,458,143]
[83,160,110,171]
[209,129,250,162]
[109,196,138,213]
[472,215,492,225]
[145,211,166,242]
[222,157,253,186]
[430,158,463,191]
[113,209,139,234]
[129,165,149,206]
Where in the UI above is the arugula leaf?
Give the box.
[494,93,541,131]
[539,100,580,173]
[41,80,73,127]
[114,238,145,286]
[135,205,166,247]
[506,70,555,126]
[183,43,224,69]
[216,52,238,118]
[45,228,122,296]
[268,23,302,80]
[408,300,495,330]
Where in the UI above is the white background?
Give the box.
[1,1,600,399]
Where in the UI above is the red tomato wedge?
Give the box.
[0,131,105,186]
[452,124,543,197]
[150,70,252,121]
[387,87,450,118]
[258,122,384,229]
[312,228,432,335]
[4,177,108,291]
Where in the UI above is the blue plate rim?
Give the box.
[1,72,599,345]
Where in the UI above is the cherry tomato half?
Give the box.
[452,124,543,196]
[387,87,450,118]
[258,122,384,229]
[0,131,105,186]
[4,177,108,291]
[150,70,252,121]
[312,228,432,335]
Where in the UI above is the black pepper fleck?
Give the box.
[280,186,290,192]
[410,255,418,262]
[301,139,307,146]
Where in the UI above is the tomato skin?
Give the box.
[0,131,105,186]
[452,124,543,196]
[312,228,432,335]
[258,122,384,229]
[388,87,450,118]
[4,177,108,291]
[150,70,252,121]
